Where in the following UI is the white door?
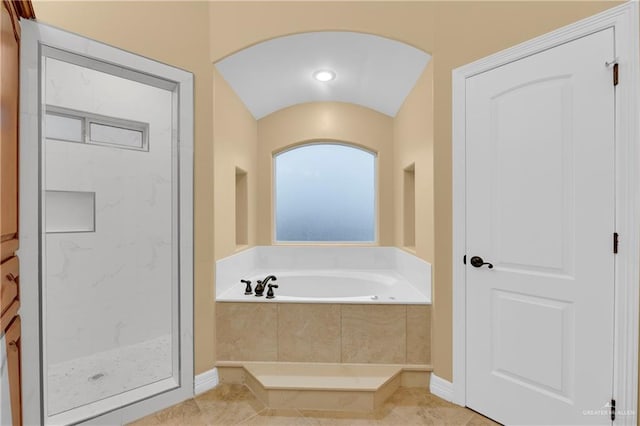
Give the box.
[466,28,615,425]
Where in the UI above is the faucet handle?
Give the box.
[241,279,252,295]
[266,284,279,299]
[254,280,264,297]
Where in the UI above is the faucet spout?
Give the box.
[262,275,277,287]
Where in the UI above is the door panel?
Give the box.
[466,28,615,425]
[491,290,573,400]
[491,77,573,276]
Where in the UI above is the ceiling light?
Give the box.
[313,70,336,82]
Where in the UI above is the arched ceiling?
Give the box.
[214,32,431,119]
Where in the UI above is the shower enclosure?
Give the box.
[19,22,193,425]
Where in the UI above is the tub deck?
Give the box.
[217,269,430,304]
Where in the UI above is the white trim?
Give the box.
[195,368,220,395]
[19,20,194,425]
[452,3,639,425]
[429,373,454,402]
[611,3,640,424]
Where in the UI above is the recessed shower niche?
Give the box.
[45,190,95,233]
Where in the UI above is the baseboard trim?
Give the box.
[195,367,219,395]
[429,373,453,402]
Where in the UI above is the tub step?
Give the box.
[243,363,401,412]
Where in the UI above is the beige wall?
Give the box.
[32,1,217,374]
[211,69,259,369]
[213,69,258,260]
[393,62,434,264]
[209,2,436,63]
[257,102,394,245]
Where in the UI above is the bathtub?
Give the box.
[215,246,431,304]
[215,247,431,366]
[217,269,428,304]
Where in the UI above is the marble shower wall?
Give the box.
[44,57,175,365]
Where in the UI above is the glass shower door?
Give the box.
[40,47,180,424]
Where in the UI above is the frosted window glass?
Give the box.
[275,144,376,242]
[89,122,144,149]
[46,113,83,142]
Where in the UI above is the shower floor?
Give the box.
[47,334,172,416]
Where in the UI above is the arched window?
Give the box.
[274,143,376,242]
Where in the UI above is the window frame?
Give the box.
[272,141,379,245]
[45,104,149,152]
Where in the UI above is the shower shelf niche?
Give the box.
[45,190,95,233]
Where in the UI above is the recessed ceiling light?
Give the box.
[313,70,336,82]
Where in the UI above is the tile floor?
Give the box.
[128,384,500,425]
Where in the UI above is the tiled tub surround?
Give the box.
[216,246,431,304]
[215,247,432,408]
[216,303,431,365]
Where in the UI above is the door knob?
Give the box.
[470,256,493,269]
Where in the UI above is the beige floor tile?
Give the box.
[152,399,206,425]
[240,408,314,425]
[386,387,455,409]
[384,388,473,425]
[417,407,476,425]
[422,394,459,409]
[127,413,163,426]
[132,385,491,426]
[300,410,385,425]
[196,383,265,425]
[197,383,264,405]
[300,406,407,425]
[465,412,502,426]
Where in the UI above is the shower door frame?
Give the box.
[19,20,194,425]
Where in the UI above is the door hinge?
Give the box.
[613,232,619,254]
[610,399,616,421]
[463,255,467,265]
[613,63,619,86]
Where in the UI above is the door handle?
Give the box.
[470,256,493,269]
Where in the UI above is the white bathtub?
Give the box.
[216,269,429,304]
[215,246,431,304]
